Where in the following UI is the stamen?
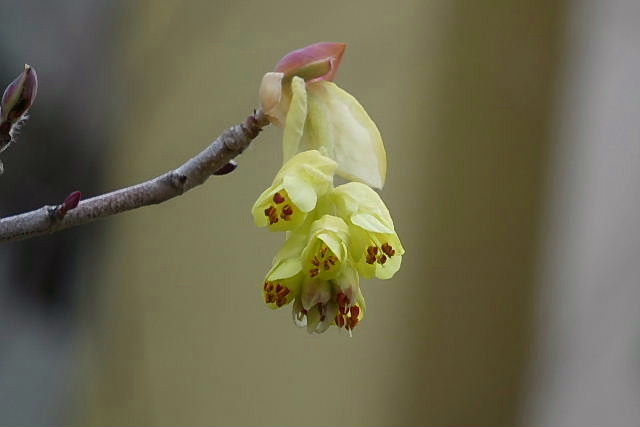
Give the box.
[335,314,345,328]
[309,268,319,277]
[350,305,360,319]
[348,316,359,329]
[277,287,290,297]
[311,256,320,267]
[366,245,379,264]
[381,242,395,257]
[378,254,387,265]
[273,192,285,204]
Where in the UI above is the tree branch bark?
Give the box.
[0,109,270,243]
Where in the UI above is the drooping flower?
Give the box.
[263,214,349,309]
[333,182,404,279]
[291,263,366,335]
[259,42,387,189]
[301,214,350,280]
[252,150,337,232]
[261,214,368,334]
[263,231,307,309]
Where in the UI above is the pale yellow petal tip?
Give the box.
[258,72,285,126]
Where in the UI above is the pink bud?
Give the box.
[274,42,346,83]
[62,191,82,212]
[1,64,38,124]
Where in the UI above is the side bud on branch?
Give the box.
[0,64,38,173]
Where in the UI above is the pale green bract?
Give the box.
[263,74,387,189]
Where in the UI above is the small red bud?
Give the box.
[62,191,82,212]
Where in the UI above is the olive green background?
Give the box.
[75,1,564,425]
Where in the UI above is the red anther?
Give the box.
[381,242,395,257]
[269,215,279,225]
[309,268,319,277]
[282,205,293,215]
[350,305,360,319]
[348,316,359,329]
[311,257,320,267]
[378,254,387,265]
[264,206,275,216]
[335,314,345,328]
[265,294,275,303]
[323,260,330,270]
[266,283,274,292]
[320,246,328,256]
[328,257,336,265]
[276,284,283,292]
[277,287,290,297]
[366,254,376,264]
[276,298,286,307]
[367,246,378,256]
[263,282,268,291]
[273,192,285,204]
[280,209,291,221]
[337,293,348,306]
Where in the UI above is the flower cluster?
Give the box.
[253,43,404,335]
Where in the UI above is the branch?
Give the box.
[0,109,270,243]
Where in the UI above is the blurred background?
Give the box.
[0,0,639,425]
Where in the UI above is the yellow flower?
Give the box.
[262,214,367,334]
[292,264,366,335]
[301,214,349,280]
[259,43,387,189]
[251,150,336,232]
[262,231,306,309]
[333,182,404,279]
